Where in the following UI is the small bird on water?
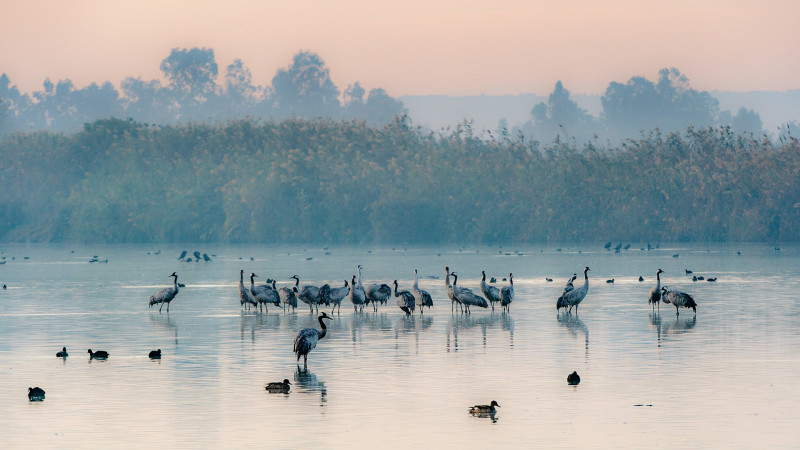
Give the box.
[567,371,581,385]
[469,400,500,414]
[265,379,291,393]
[149,349,161,359]
[56,347,68,358]
[87,349,109,359]
[28,387,46,401]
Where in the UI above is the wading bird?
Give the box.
[445,266,463,313]
[250,274,281,313]
[393,280,416,315]
[324,280,350,314]
[500,273,514,312]
[452,272,488,314]
[661,286,697,316]
[560,267,590,314]
[280,277,300,312]
[238,270,257,311]
[413,269,433,313]
[348,274,367,312]
[481,271,502,311]
[148,272,180,313]
[294,312,333,370]
[556,274,577,313]
[648,269,664,311]
[295,276,320,312]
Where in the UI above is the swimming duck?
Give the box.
[149,349,162,359]
[265,379,291,393]
[87,349,109,359]
[469,400,500,413]
[567,371,581,385]
[28,387,46,401]
[56,347,68,358]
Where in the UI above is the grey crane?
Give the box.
[560,267,590,314]
[393,279,416,315]
[148,272,180,313]
[661,286,697,316]
[280,276,300,312]
[359,265,390,311]
[294,312,333,370]
[250,274,281,313]
[413,269,433,313]
[295,276,320,312]
[500,273,514,312]
[648,269,664,311]
[556,274,577,313]
[452,272,488,314]
[323,280,350,314]
[445,266,463,313]
[348,274,367,312]
[238,269,258,311]
[481,270,502,311]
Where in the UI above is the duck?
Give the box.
[56,347,68,358]
[149,349,162,359]
[469,400,500,413]
[87,349,109,359]
[567,371,581,385]
[265,379,292,393]
[28,387,46,401]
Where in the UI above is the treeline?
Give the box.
[1,117,798,244]
[0,49,405,134]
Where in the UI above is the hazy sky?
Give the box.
[1,0,798,96]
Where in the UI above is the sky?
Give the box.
[1,0,798,97]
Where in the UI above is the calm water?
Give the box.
[1,243,798,448]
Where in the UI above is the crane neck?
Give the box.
[317,316,328,340]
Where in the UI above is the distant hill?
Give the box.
[401,90,799,135]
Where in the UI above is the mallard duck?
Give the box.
[87,349,109,359]
[56,347,68,358]
[469,400,500,413]
[28,387,46,401]
[149,349,162,359]
[265,379,291,393]
[567,371,581,385]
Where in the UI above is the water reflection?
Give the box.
[469,410,499,423]
[446,312,508,351]
[650,313,697,346]
[348,312,392,344]
[239,313,281,342]
[557,313,589,356]
[149,313,179,346]
[294,367,327,406]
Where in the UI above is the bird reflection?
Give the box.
[469,410,499,423]
[650,312,697,346]
[239,313,281,342]
[557,313,589,356]
[446,313,503,351]
[501,313,515,348]
[294,366,327,405]
[149,312,179,346]
[349,312,392,345]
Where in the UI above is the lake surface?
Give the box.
[1,243,798,448]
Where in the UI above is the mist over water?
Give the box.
[1,243,798,447]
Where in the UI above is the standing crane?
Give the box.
[560,267,589,314]
[148,272,180,313]
[294,312,333,370]
[238,269,258,311]
[648,269,664,311]
[481,270,502,311]
[295,276,320,312]
[661,286,697,316]
[393,279,416,315]
[413,269,433,313]
[280,276,300,312]
[250,274,281,313]
[556,274,577,313]
[500,273,514,312]
[348,274,367,312]
[452,272,488,314]
[445,266,463,313]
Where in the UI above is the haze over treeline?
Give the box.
[0,47,788,143]
[1,117,798,244]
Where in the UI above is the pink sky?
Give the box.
[1,0,798,96]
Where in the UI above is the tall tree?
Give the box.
[159,47,219,118]
[269,51,340,119]
[521,81,597,143]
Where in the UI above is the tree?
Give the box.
[159,47,219,118]
[601,68,719,139]
[732,107,763,136]
[521,81,597,143]
[269,51,340,119]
